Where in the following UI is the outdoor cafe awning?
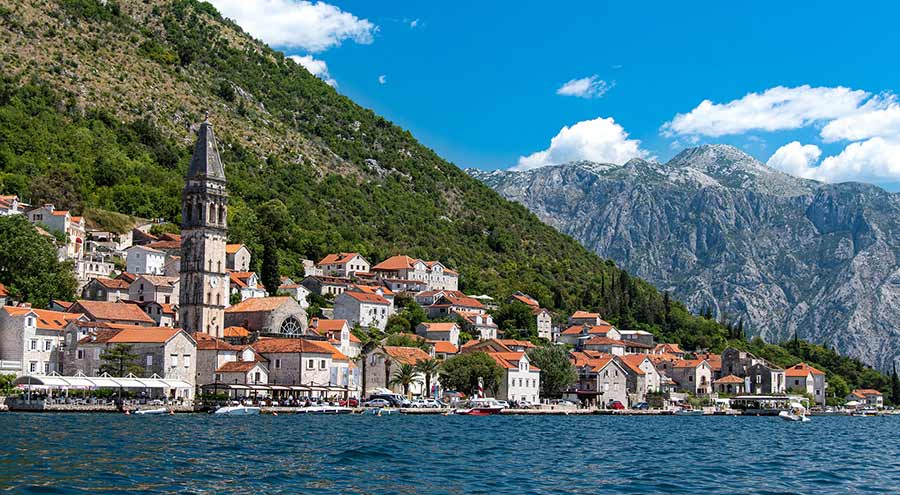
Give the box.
[15,373,192,390]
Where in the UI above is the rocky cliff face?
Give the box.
[471,145,900,370]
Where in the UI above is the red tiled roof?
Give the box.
[107,327,182,344]
[310,318,348,332]
[510,293,539,307]
[136,275,178,287]
[224,326,250,338]
[851,389,882,397]
[225,297,292,313]
[194,333,242,351]
[342,291,390,305]
[429,341,458,354]
[217,361,261,373]
[70,300,154,324]
[352,284,394,297]
[225,244,246,254]
[78,328,122,345]
[52,300,74,310]
[419,322,458,332]
[583,336,626,347]
[673,359,707,369]
[146,240,181,250]
[94,277,129,290]
[318,252,362,265]
[785,362,825,377]
[372,255,419,271]
[383,346,431,365]
[571,311,600,319]
[496,339,536,348]
[0,282,7,297]
[3,307,82,331]
[251,338,334,355]
[617,354,649,375]
[654,343,684,354]
[714,374,745,384]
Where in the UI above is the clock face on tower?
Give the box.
[209,276,219,288]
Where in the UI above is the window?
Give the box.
[254,371,261,383]
[320,359,326,370]
[183,354,191,369]
[275,359,281,369]
[76,349,84,360]
[45,340,52,351]
[170,354,178,368]
[44,362,50,374]
[307,359,314,370]
[215,373,222,381]
[29,361,37,373]
[146,355,153,367]
[164,296,170,304]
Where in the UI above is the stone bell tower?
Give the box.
[179,116,228,338]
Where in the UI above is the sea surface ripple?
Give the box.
[0,413,897,494]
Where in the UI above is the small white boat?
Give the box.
[362,407,398,416]
[675,406,703,416]
[133,407,169,415]
[297,405,353,414]
[214,405,261,416]
[778,410,810,422]
[455,398,505,416]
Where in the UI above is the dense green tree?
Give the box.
[0,373,14,394]
[0,216,76,307]
[99,344,144,377]
[389,363,422,397]
[526,346,577,399]
[438,352,504,396]
[260,234,280,296]
[493,300,537,338]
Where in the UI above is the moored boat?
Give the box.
[778,410,810,422]
[133,407,169,415]
[214,405,261,416]
[455,398,505,416]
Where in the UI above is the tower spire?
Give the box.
[187,118,225,181]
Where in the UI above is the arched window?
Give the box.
[218,205,225,224]
[217,260,222,272]
[186,202,193,222]
[216,293,221,306]
[280,317,303,336]
[206,292,211,304]
[208,259,212,271]
[208,203,215,223]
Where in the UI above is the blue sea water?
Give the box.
[0,413,897,494]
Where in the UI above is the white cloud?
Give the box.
[208,0,376,53]
[816,138,900,183]
[378,75,387,85]
[766,141,822,178]
[409,18,420,28]
[556,75,613,99]
[820,99,900,142]
[513,117,648,171]
[662,85,871,137]
[288,55,336,87]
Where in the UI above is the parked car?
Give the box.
[633,402,649,410]
[607,400,625,410]
[514,400,534,409]
[368,394,405,407]
[412,398,444,408]
[551,399,578,407]
[339,398,359,407]
[364,399,390,408]
[496,400,510,409]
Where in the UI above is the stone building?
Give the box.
[224,296,309,337]
[0,307,85,376]
[179,118,229,338]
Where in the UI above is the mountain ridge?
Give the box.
[471,145,900,371]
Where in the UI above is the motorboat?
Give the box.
[133,407,169,415]
[455,398,505,416]
[214,405,261,416]
[778,410,810,422]
[674,406,703,416]
[851,408,879,417]
[362,407,398,416]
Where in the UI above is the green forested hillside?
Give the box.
[0,0,893,399]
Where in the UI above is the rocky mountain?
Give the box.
[471,145,900,371]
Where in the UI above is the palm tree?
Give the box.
[351,326,384,399]
[415,358,442,397]
[390,363,422,398]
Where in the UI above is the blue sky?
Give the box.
[209,1,900,189]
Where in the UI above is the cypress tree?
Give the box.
[892,363,900,406]
[260,234,280,296]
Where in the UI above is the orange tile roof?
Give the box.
[714,374,745,384]
[318,252,362,265]
[383,346,431,365]
[342,291,390,305]
[673,359,707,369]
[195,333,242,351]
[216,361,261,373]
[225,244,246,254]
[52,300,74,310]
[251,338,334,355]
[654,343,684,354]
[316,339,350,361]
[571,311,600,319]
[3,307,83,331]
[310,318,348,332]
[617,354,649,375]
[70,300,154,324]
[352,284,394,296]
[419,322,458,332]
[225,297,292,313]
[0,282,7,297]
[496,339,536,348]
[146,240,181,250]
[436,294,484,309]
[78,329,122,345]
[569,350,611,368]
[785,362,825,377]
[107,327,182,344]
[429,341,458,354]
[583,336,626,346]
[136,275,178,287]
[94,277,129,290]
[372,255,419,271]
[696,353,722,370]
[510,293,539,307]
[851,389,882,397]
[224,326,250,338]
